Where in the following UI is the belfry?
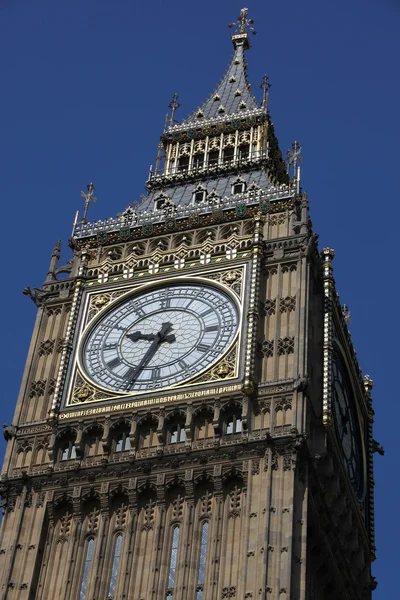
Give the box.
[0,9,377,600]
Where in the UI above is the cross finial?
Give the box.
[80,182,97,223]
[228,8,256,35]
[286,142,303,192]
[260,74,271,108]
[168,93,181,127]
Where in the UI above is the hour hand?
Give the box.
[126,331,156,343]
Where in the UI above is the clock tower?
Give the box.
[0,9,378,600]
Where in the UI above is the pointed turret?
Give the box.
[45,240,61,282]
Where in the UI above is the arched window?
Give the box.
[166,526,180,598]
[115,431,131,453]
[79,538,94,600]
[170,423,186,444]
[226,414,242,435]
[196,521,209,600]
[61,441,77,461]
[107,534,123,599]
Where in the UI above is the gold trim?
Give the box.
[65,269,245,407]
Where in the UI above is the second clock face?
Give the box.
[81,282,239,393]
[332,347,364,501]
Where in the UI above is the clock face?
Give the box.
[81,282,239,394]
[332,347,364,501]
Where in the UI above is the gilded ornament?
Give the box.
[75,385,92,402]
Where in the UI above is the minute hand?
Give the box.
[127,322,175,387]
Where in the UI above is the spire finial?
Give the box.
[286,141,303,192]
[260,75,271,109]
[228,8,256,35]
[80,182,97,224]
[168,93,181,127]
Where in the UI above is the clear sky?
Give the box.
[0,0,398,594]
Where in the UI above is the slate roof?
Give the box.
[140,168,272,213]
[174,41,260,127]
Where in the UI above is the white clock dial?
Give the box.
[81,282,239,393]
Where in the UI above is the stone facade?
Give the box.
[0,9,376,600]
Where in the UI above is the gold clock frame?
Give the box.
[63,265,246,409]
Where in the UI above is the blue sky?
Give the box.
[0,0,398,594]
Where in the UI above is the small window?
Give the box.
[177,156,189,172]
[208,150,219,166]
[115,432,131,453]
[193,153,204,170]
[170,424,186,444]
[61,442,77,461]
[223,147,234,163]
[155,196,167,211]
[232,180,246,195]
[238,144,250,160]
[193,189,206,204]
[226,415,242,435]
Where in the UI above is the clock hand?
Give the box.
[126,331,156,343]
[127,322,176,387]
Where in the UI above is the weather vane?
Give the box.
[80,182,97,223]
[168,93,181,127]
[228,8,256,35]
[260,74,271,109]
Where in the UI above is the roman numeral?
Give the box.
[106,357,122,369]
[151,368,161,380]
[197,343,211,353]
[124,366,137,380]
[205,325,219,332]
[104,343,118,350]
[200,308,214,318]
[160,298,171,308]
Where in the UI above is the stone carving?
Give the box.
[277,337,294,356]
[261,340,274,358]
[39,339,55,356]
[264,299,276,316]
[279,296,296,313]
